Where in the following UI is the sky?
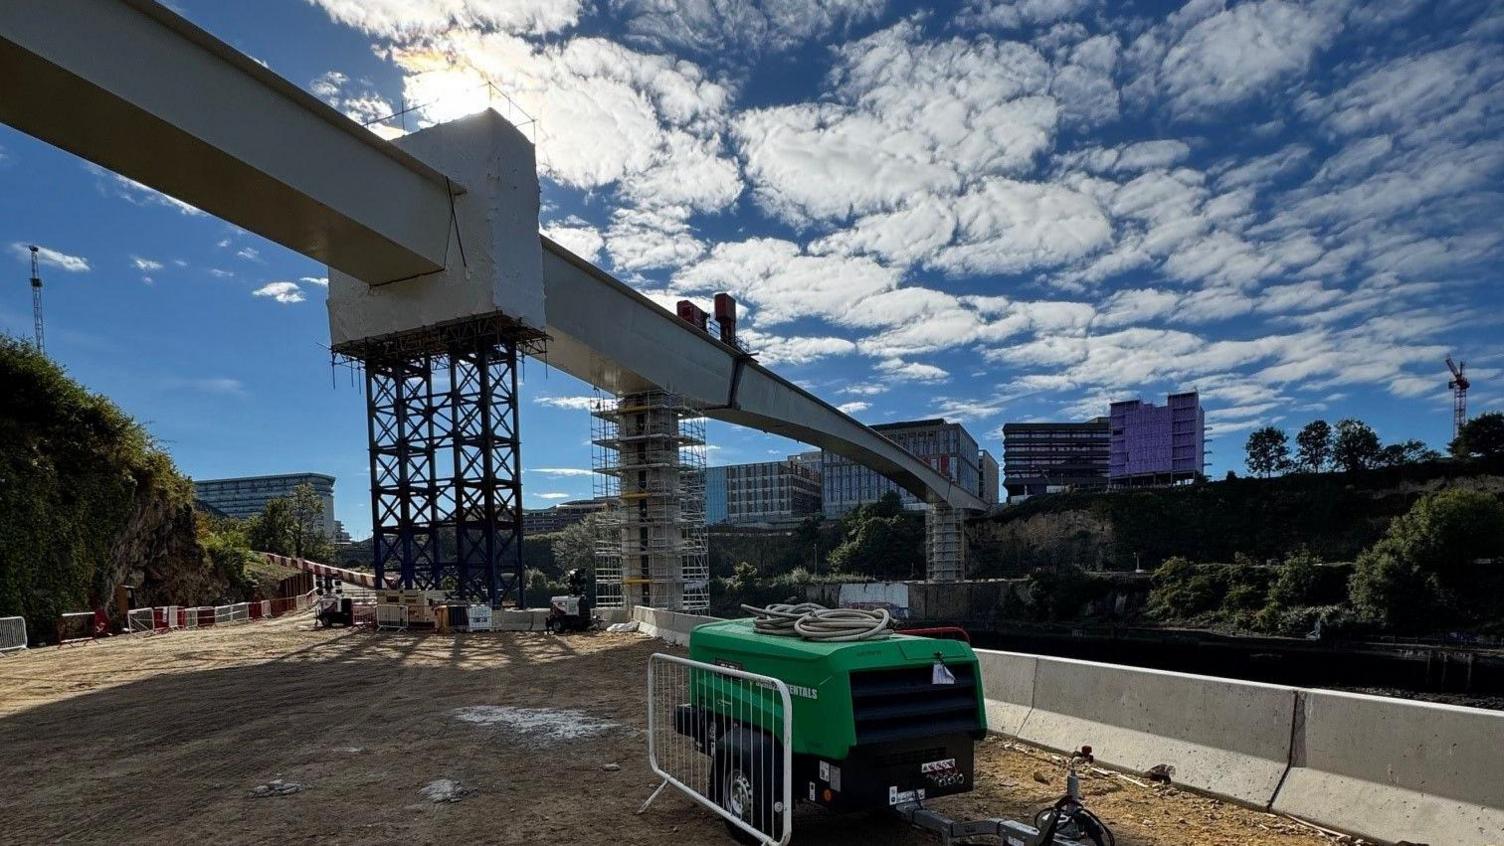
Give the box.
[2,0,1502,538]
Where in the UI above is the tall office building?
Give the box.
[706,459,821,527]
[979,449,1000,505]
[1002,418,1110,499]
[1109,391,1205,486]
[193,472,336,538]
[821,419,980,516]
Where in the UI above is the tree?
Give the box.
[1451,412,1504,460]
[1350,489,1504,628]
[1244,426,1290,478]
[287,483,332,561]
[1375,439,1441,468]
[246,497,296,556]
[550,512,603,575]
[1332,418,1381,473]
[828,493,925,579]
[1295,420,1332,472]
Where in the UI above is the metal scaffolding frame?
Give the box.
[346,316,544,608]
[593,391,709,611]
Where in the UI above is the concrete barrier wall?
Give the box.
[631,606,717,645]
[975,650,1035,737]
[973,647,1504,846]
[1008,652,1297,806]
[1274,690,1504,846]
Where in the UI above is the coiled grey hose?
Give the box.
[740,602,895,642]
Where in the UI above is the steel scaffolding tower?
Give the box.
[592,391,708,611]
[346,317,543,608]
[925,503,965,582]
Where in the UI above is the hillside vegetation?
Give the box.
[969,457,1504,575]
[0,338,247,643]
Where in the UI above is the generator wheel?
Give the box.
[713,728,784,845]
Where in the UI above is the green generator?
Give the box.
[676,618,985,823]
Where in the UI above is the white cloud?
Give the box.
[876,358,949,382]
[300,276,329,287]
[11,243,90,272]
[734,21,1057,224]
[89,166,205,216]
[528,467,595,477]
[933,397,1006,421]
[674,238,900,325]
[1155,1,1343,117]
[929,177,1112,275]
[542,220,606,264]
[164,377,247,396]
[207,268,234,279]
[737,328,857,366]
[534,492,572,500]
[236,247,261,262]
[534,394,598,410]
[836,400,870,415]
[614,0,884,56]
[252,281,306,304]
[957,0,1096,30]
[131,256,164,272]
[307,0,583,38]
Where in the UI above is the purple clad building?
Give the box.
[1108,391,1205,486]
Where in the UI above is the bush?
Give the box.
[1147,556,1220,619]
[1350,489,1504,629]
[1024,566,1110,621]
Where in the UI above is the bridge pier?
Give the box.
[925,503,967,582]
[592,391,710,612]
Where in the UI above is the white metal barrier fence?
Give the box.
[0,616,27,654]
[57,611,99,645]
[641,653,793,846]
[127,608,156,633]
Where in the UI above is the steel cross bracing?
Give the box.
[364,340,525,607]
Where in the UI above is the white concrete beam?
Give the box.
[540,240,987,511]
[0,0,453,284]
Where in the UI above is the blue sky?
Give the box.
[3,0,1502,538]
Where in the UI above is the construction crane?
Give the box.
[1446,355,1469,440]
[28,244,44,354]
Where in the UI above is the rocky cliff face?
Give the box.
[107,483,225,612]
[968,508,1116,575]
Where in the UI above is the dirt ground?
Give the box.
[0,617,1348,846]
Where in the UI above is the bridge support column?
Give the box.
[353,318,542,608]
[592,391,709,612]
[925,503,966,582]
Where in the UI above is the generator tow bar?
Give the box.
[894,747,1115,846]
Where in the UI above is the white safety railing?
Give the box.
[127,608,156,634]
[464,604,493,632]
[375,603,407,631]
[214,605,232,625]
[0,616,27,654]
[230,602,250,623]
[640,653,793,846]
[57,611,99,646]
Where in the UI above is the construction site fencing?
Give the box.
[56,611,102,646]
[641,653,793,846]
[0,616,27,654]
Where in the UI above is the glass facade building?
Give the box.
[193,472,335,538]
[706,459,821,526]
[821,419,980,516]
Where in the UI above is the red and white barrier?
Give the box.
[259,553,392,589]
